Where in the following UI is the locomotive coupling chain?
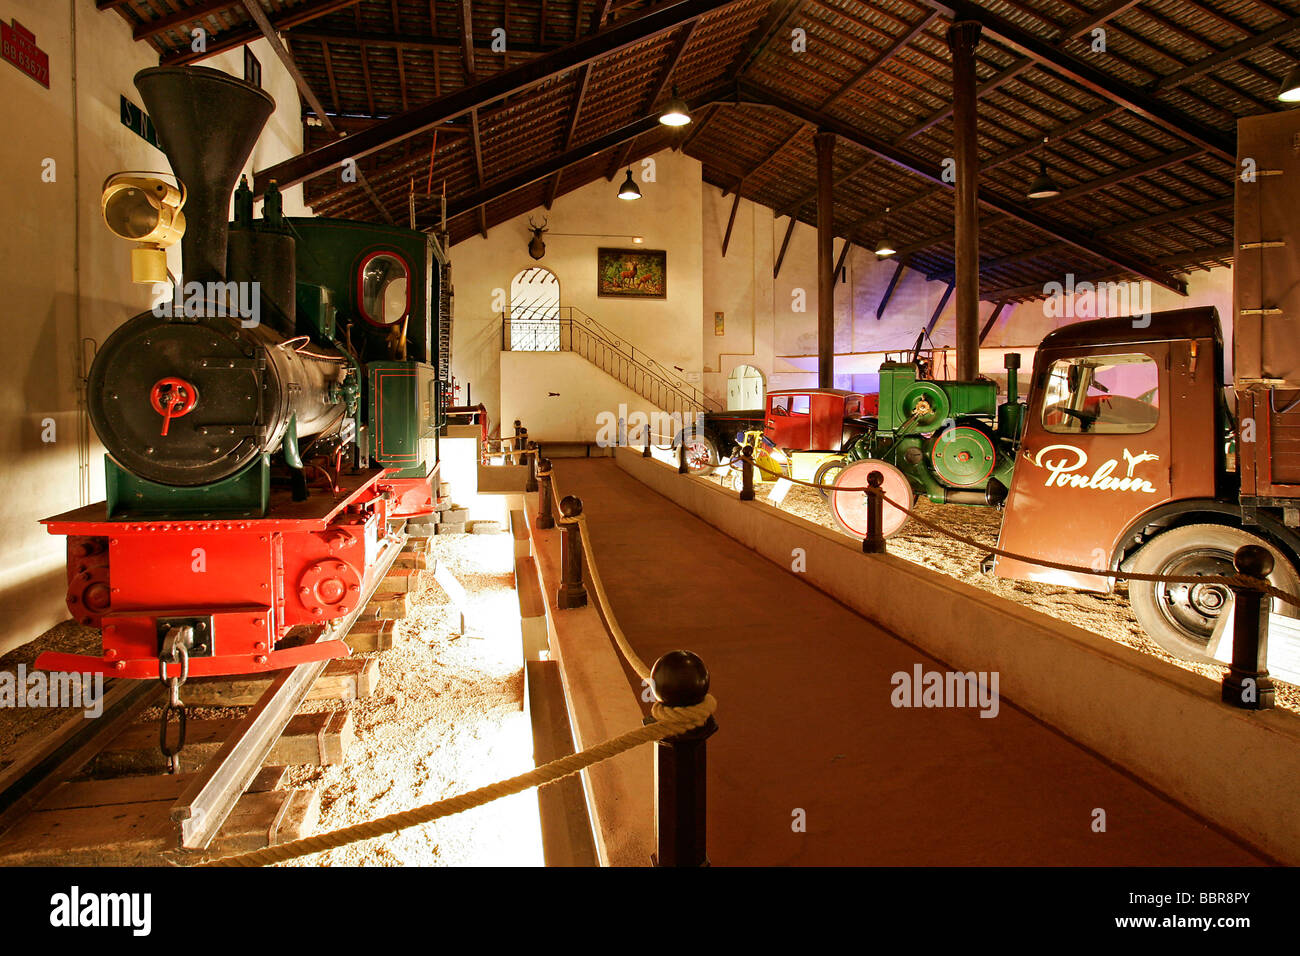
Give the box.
[157,626,193,774]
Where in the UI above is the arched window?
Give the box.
[726,364,766,411]
[509,267,560,351]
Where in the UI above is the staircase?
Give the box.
[501,307,721,418]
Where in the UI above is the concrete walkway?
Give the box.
[552,459,1267,866]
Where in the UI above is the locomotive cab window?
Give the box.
[1042,352,1159,435]
[358,252,410,326]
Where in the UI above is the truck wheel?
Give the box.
[813,458,846,503]
[1127,523,1300,661]
[679,433,719,476]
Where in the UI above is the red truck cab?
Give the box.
[765,388,878,452]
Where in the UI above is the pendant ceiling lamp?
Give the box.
[1279,63,1300,102]
[875,207,896,257]
[659,86,692,126]
[1026,137,1061,200]
[617,169,641,201]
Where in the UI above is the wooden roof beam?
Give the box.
[240,0,393,224]
[253,0,740,196]
[606,21,697,179]
[978,301,1008,344]
[818,11,937,110]
[777,155,876,219]
[729,0,805,78]
[414,81,732,225]
[773,217,797,279]
[876,261,907,321]
[161,0,363,65]
[546,63,593,208]
[736,81,1187,294]
[918,0,1235,162]
[293,26,569,55]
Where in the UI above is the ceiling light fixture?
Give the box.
[1026,137,1061,200]
[618,169,642,201]
[1279,63,1300,102]
[875,207,896,257]
[659,86,692,126]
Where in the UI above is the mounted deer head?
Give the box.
[528,216,548,260]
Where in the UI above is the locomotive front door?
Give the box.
[995,346,1173,591]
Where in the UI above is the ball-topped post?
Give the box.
[557,495,587,609]
[535,456,554,530]
[740,444,755,501]
[525,439,539,492]
[863,470,886,554]
[651,649,717,867]
[1224,544,1275,709]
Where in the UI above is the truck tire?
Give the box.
[1127,523,1300,661]
[679,433,719,476]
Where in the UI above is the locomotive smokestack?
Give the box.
[134,66,275,287]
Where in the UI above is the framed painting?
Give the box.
[597,247,667,298]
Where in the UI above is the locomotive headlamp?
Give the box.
[101,173,186,284]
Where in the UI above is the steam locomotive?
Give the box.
[37,66,450,680]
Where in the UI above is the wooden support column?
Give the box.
[947,20,981,381]
[815,130,836,389]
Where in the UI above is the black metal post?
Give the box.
[651,650,716,867]
[740,444,755,501]
[513,419,523,464]
[525,440,539,492]
[678,437,688,474]
[536,457,555,530]
[643,423,652,458]
[1223,545,1275,709]
[557,495,587,609]
[863,470,886,554]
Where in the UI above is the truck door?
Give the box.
[766,393,811,450]
[995,347,1171,591]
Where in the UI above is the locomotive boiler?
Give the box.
[38,66,448,680]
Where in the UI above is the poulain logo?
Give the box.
[1032,444,1160,493]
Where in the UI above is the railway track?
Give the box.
[0,530,423,866]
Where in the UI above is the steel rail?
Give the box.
[169,529,409,851]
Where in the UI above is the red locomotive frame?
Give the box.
[37,468,400,679]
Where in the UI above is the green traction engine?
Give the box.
[827,354,1025,539]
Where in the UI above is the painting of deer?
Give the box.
[597,247,667,299]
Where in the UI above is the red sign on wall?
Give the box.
[2,19,49,89]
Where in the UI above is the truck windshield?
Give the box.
[1042,352,1159,434]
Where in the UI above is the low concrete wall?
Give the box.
[524,491,653,866]
[616,447,1300,864]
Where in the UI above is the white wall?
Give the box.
[450,148,703,437]
[499,351,671,444]
[0,0,308,654]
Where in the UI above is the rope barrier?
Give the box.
[726,452,1300,610]
[199,695,716,867]
[199,455,720,867]
[558,511,653,680]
